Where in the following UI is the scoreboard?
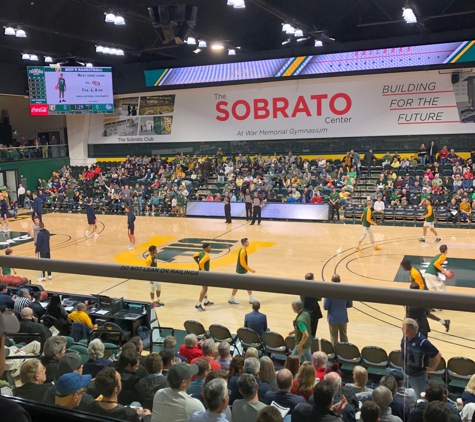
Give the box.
[28,66,114,116]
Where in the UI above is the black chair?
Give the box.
[388,350,402,369]
[447,357,475,388]
[334,342,362,371]
[284,335,295,352]
[262,331,290,357]
[184,320,209,340]
[209,324,241,355]
[361,346,389,375]
[311,338,335,362]
[428,357,447,385]
[236,327,264,354]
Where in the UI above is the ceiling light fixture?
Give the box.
[15,28,26,38]
[95,45,104,53]
[187,36,196,45]
[116,49,125,56]
[4,26,15,36]
[44,56,53,63]
[105,12,116,23]
[211,43,225,51]
[402,7,417,23]
[233,0,245,8]
[228,49,236,55]
[314,40,323,47]
[198,40,207,48]
[86,63,94,67]
[29,54,38,61]
[193,48,202,54]
[227,0,236,5]
[285,25,296,35]
[282,39,291,45]
[296,37,309,42]
[114,15,125,25]
[102,47,111,54]
[110,48,118,55]
[282,23,291,32]
[294,29,304,37]
[21,53,30,60]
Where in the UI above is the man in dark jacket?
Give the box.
[364,149,376,177]
[40,336,67,383]
[264,369,305,413]
[19,307,52,343]
[13,358,52,402]
[116,349,142,405]
[135,352,168,410]
[28,292,45,319]
[0,283,14,309]
[35,222,51,282]
[300,273,323,338]
[408,380,460,422]
[244,300,268,337]
[292,380,346,422]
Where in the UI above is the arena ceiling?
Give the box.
[1,0,475,67]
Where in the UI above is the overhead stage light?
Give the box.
[211,43,224,51]
[102,47,111,54]
[95,45,104,52]
[294,29,304,37]
[314,40,323,47]
[86,63,94,67]
[44,56,53,63]
[105,12,116,23]
[227,0,236,5]
[29,54,38,61]
[282,24,291,32]
[198,40,207,48]
[114,15,125,25]
[285,25,295,35]
[21,53,30,60]
[233,0,245,8]
[15,28,26,38]
[402,7,417,23]
[4,26,15,36]
[228,49,236,55]
[116,49,124,56]
[187,36,196,45]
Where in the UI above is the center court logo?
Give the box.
[30,105,49,116]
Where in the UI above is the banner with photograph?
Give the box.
[88,69,475,145]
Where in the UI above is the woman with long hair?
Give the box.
[259,356,278,392]
[44,295,69,335]
[291,361,316,402]
[345,365,373,395]
[228,355,244,378]
[284,355,300,379]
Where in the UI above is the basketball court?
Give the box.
[5,212,475,360]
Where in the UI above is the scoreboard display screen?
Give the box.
[27,66,114,116]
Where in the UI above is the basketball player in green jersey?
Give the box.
[419,199,441,243]
[192,243,214,312]
[145,245,163,307]
[355,200,381,252]
[57,73,66,103]
[228,238,258,305]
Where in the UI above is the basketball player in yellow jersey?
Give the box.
[419,199,441,243]
[228,238,258,305]
[355,200,381,252]
[192,243,214,312]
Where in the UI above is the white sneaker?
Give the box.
[228,298,239,305]
[37,277,46,282]
[94,233,99,238]
[48,276,52,280]
[85,230,89,237]
[128,245,134,250]
[249,298,259,304]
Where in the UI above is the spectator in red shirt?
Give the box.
[310,191,322,203]
[439,146,449,166]
[311,351,327,382]
[190,339,222,371]
[178,334,203,363]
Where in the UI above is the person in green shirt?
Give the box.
[192,243,214,312]
[0,248,16,276]
[289,298,312,362]
[176,189,186,218]
[419,199,441,243]
[228,238,257,305]
[424,244,450,292]
[356,200,381,252]
[328,188,340,222]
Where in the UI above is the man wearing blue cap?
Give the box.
[54,372,92,409]
[0,312,32,421]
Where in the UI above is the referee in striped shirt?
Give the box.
[13,289,31,314]
[250,192,264,225]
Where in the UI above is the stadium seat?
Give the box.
[428,356,447,385]
[334,342,362,370]
[344,206,354,223]
[388,350,402,369]
[394,206,406,224]
[361,345,389,375]
[209,324,241,355]
[311,338,335,363]
[262,331,290,357]
[447,357,475,388]
[236,327,264,354]
[184,320,209,340]
[284,335,295,351]
[404,206,416,226]
[384,206,395,223]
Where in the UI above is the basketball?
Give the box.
[55,85,59,90]
[20,277,29,285]
[445,270,455,279]
[40,291,49,301]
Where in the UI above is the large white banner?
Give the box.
[88,69,475,144]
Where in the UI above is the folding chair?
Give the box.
[184,320,209,340]
[388,350,402,370]
[447,357,475,388]
[236,327,264,355]
[334,342,362,371]
[262,331,290,357]
[209,324,241,355]
[361,346,389,375]
[311,338,335,363]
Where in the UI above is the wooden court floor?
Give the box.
[6,212,475,360]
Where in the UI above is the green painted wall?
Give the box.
[0,157,70,192]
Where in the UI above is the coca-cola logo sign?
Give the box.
[30,105,49,116]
